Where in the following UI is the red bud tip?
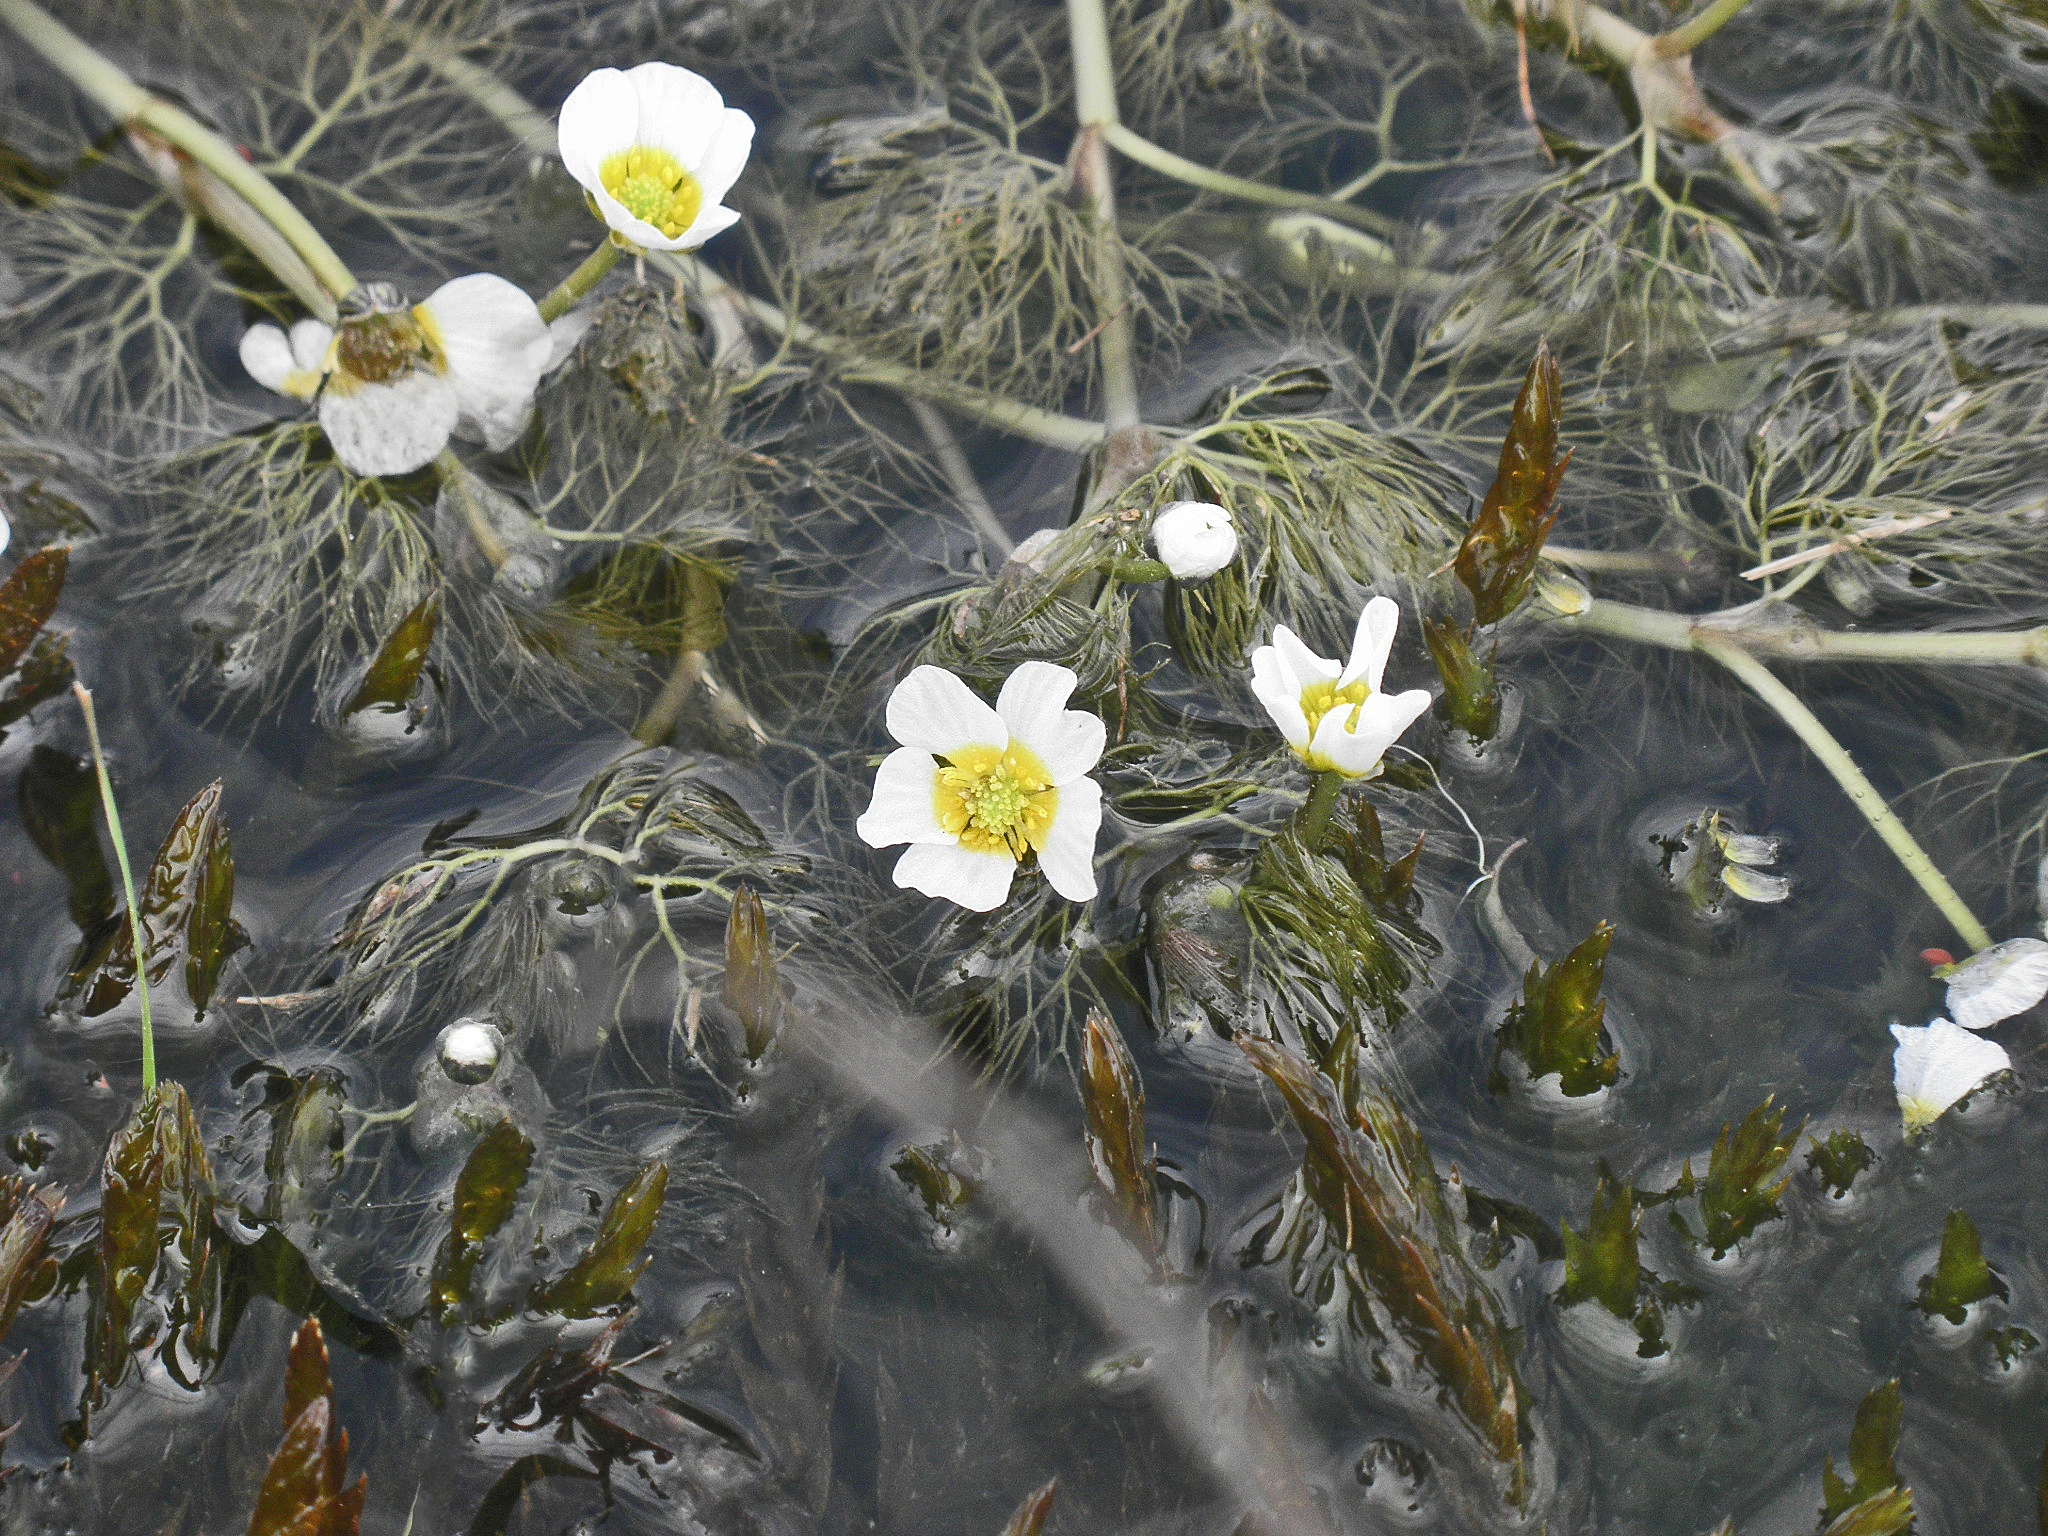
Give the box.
[1919,948,1954,969]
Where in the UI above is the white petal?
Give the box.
[1946,937,2048,1030]
[1893,1019,2010,1130]
[556,67,638,190]
[1271,625,1340,690]
[856,748,949,848]
[625,61,727,168]
[289,318,333,372]
[239,324,295,393]
[1249,647,1310,750]
[997,661,1105,784]
[892,842,1015,911]
[318,373,459,477]
[1338,595,1401,692]
[1310,687,1432,778]
[689,108,758,205]
[666,201,743,252]
[546,307,597,372]
[0,505,10,558]
[884,665,1006,755]
[1035,775,1101,902]
[420,274,553,452]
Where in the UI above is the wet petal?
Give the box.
[1893,1019,2010,1131]
[1249,646,1310,750]
[1338,595,1401,691]
[885,665,1007,755]
[318,373,459,477]
[893,842,1015,911]
[1946,937,2048,1030]
[856,748,949,849]
[1036,776,1101,902]
[1310,687,1431,779]
[997,661,1104,783]
[690,108,758,205]
[667,201,743,252]
[420,274,553,452]
[238,324,295,393]
[1271,625,1339,691]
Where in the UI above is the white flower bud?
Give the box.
[1151,501,1237,581]
[437,1019,503,1085]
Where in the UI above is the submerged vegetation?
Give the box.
[2,0,2048,1528]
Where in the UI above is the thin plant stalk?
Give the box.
[0,0,357,313]
[71,684,155,1095]
[538,241,621,325]
[909,399,1014,558]
[1102,123,1399,239]
[1650,0,1756,58]
[1552,591,2048,668]
[1698,639,1992,953]
[1065,0,1145,452]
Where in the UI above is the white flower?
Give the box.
[1944,937,2048,1031]
[239,276,559,476]
[1151,500,1237,580]
[1248,596,1433,779]
[557,63,754,252]
[1891,1019,2010,1132]
[856,661,1106,912]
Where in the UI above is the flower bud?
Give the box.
[1150,501,1237,581]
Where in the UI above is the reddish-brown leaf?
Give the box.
[0,546,66,679]
[1454,342,1571,627]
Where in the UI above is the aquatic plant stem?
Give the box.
[1650,0,1755,58]
[538,240,621,325]
[908,399,1014,557]
[0,0,356,313]
[1697,639,1992,952]
[633,647,767,751]
[71,683,155,1095]
[1101,123,1399,239]
[1296,771,1346,849]
[1065,0,1148,490]
[1552,591,2048,668]
[434,451,509,570]
[649,251,1107,452]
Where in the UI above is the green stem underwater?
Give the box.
[1102,123,1399,239]
[72,683,155,1095]
[1698,639,1993,953]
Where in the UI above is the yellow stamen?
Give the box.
[1294,678,1371,769]
[599,145,703,241]
[933,742,1059,860]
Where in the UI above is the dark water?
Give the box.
[4,0,2048,1531]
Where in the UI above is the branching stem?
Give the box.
[1650,0,1756,59]
[1101,123,1399,239]
[0,0,357,313]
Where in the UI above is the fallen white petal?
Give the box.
[1892,1018,2010,1131]
[1946,937,2048,1030]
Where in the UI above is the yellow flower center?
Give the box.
[934,743,1058,860]
[599,146,703,240]
[1295,678,1371,769]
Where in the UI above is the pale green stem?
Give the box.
[538,240,620,325]
[1064,0,1144,445]
[0,0,356,311]
[409,43,557,156]
[1649,0,1756,58]
[633,647,767,750]
[1102,123,1399,239]
[1065,0,1122,129]
[1697,639,1992,952]
[1551,591,2048,668]
[649,251,1108,452]
[1296,770,1347,848]
[72,683,155,1095]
